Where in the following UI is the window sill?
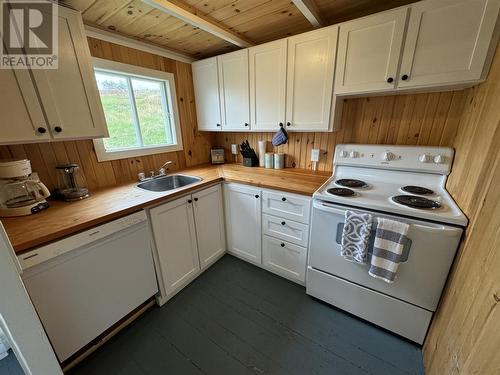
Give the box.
[93,139,183,162]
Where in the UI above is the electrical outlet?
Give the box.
[311,149,320,162]
[231,144,238,155]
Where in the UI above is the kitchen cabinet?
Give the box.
[217,50,250,130]
[224,183,262,263]
[192,185,226,270]
[0,68,49,144]
[286,27,338,131]
[150,184,226,302]
[335,8,408,94]
[398,0,500,88]
[0,6,107,144]
[249,39,288,131]
[150,196,200,298]
[192,57,222,131]
[263,236,307,283]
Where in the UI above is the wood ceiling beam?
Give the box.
[142,0,254,48]
[292,0,325,28]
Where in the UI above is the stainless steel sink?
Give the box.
[137,174,202,192]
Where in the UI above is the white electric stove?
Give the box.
[307,144,467,344]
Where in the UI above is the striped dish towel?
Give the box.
[341,210,373,264]
[369,218,410,283]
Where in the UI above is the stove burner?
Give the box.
[401,186,434,195]
[392,195,441,209]
[335,179,367,188]
[327,188,356,197]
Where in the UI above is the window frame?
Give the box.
[92,58,183,162]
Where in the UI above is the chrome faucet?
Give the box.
[138,160,173,181]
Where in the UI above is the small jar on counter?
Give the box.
[264,153,274,169]
[274,153,285,169]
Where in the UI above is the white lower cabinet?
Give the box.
[224,183,262,263]
[263,236,307,283]
[224,183,311,284]
[150,184,225,303]
[193,185,226,270]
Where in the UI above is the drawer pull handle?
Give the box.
[281,197,287,202]
[281,221,286,226]
[280,243,285,247]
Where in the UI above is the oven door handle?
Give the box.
[313,201,346,215]
[411,224,462,236]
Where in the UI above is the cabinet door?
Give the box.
[335,8,408,94]
[249,40,287,131]
[224,184,262,263]
[399,0,500,88]
[218,50,250,130]
[286,27,338,131]
[150,196,200,297]
[263,236,307,283]
[30,7,108,140]
[0,68,50,144]
[193,185,226,270]
[192,57,222,131]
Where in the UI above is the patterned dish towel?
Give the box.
[340,210,373,264]
[369,218,410,283]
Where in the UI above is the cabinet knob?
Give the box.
[279,122,284,127]
[281,197,287,202]
[53,126,62,133]
[401,74,409,81]
[188,199,192,203]
[255,194,259,199]
[280,243,285,247]
[37,127,47,134]
[244,123,249,127]
[387,77,394,83]
[216,123,221,127]
[281,221,286,226]
[194,197,198,202]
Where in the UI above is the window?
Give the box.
[92,58,182,161]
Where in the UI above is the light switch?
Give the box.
[311,149,320,162]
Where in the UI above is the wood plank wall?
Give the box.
[215,90,468,172]
[423,44,500,375]
[0,37,215,192]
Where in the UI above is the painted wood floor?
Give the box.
[0,350,23,375]
[69,255,425,375]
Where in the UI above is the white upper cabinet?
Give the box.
[30,6,107,140]
[192,185,226,270]
[286,27,338,131]
[218,50,250,131]
[192,57,222,131]
[335,8,408,94]
[249,39,288,131]
[398,0,500,88]
[0,68,49,144]
[0,6,107,144]
[224,184,262,264]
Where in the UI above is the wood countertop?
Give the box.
[2,164,330,254]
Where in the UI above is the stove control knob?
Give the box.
[349,151,359,158]
[419,154,432,163]
[382,151,395,161]
[434,155,445,164]
[339,150,348,158]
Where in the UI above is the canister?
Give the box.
[264,153,274,169]
[274,153,285,169]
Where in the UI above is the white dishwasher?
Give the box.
[18,211,158,362]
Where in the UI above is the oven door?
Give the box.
[309,200,462,311]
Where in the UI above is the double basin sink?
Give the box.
[137,174,202,192]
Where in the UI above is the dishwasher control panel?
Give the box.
[18,210,147,270]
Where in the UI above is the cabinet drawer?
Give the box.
[263,235,307,283]
[262,191,311,224]
[262,214,309,247]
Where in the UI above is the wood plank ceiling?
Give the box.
[62,0,418,59]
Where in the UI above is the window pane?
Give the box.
[131,78,173,146]
[95,72,139,150]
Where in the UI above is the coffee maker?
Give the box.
[0,160,50,217]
